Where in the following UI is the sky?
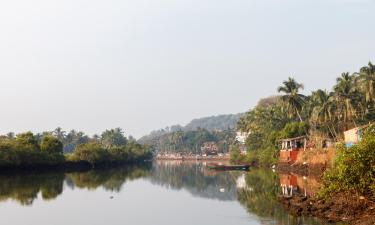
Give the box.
[0,0,374,138]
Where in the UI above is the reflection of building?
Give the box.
[279,173,320,197]
[236,132,250,144]
[236,174,253,191]
[201,142,219,155]
[344,125,367,147]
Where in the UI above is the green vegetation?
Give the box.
[141,128,236,154]
[237,61,375,166]
[139,114,241,153]
[320,125,375,199]
[0,128,151,169]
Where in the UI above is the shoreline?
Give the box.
[279,193,375,225]
[276,162,375,225]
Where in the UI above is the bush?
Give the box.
[72,143,109,165]
[230,145,244,163]
[40,136,63,154]
[320,126,375,199]
[13,132,40,152]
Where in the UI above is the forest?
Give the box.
[139,114,241,153]
[0,128,152,168]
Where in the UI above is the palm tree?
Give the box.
[277,77,306,122]
[53,127,66,141]
[333,72,359,128]
[356,62,375,107]
[310,89,337,137]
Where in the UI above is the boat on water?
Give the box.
[207,164,250,171]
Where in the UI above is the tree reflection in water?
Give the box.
[0,161,327,225]
[0,163,151,205]
[149,160,238,201]
[237,169,326,225]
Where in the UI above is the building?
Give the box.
[236,131,250,144]
[344,125,367,147]
[278,136,307,163]
[201,142,219,155]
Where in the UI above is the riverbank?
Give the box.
[279,193,375,225]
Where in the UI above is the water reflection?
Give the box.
[0,164,151,205]
[149,160,237,201]
[279,173,320,197]
[0,161,328,225]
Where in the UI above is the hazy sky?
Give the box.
[0,0,374,138]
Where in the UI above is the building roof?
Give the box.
[278,136,306,142]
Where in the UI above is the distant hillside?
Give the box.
[138,113,243,152]
[183,114,243,131]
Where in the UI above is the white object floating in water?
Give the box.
[220,188,225,193]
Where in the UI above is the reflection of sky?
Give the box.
[0,179,255,225]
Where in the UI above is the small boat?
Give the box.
[207,164,250,171]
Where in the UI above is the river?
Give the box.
[0,161,329,225]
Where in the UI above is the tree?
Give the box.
[101,128,127,149]
[6,132,15,139]
[14,132,39,151]
[309,89,337,137]
[357,62,375,107]
[53,127,66,141]
[73,143,108,165]
[277,77,306,122]
[40,136,63,154]
[333,72,359,127]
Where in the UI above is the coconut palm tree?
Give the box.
[356,62,375,108]
[277,77,306,122]
[333,72,359,129]
[310,89,337,137]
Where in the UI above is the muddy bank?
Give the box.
[279,193,375,225]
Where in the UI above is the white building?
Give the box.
[236,131,250,144]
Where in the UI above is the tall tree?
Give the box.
[101,128,127,149]
[357,62,375,108]
[333,73,358,125]
[277,77,306,122]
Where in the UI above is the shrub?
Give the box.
[40,136,63,154]
[73,143,109,165]
[320,126,375,199]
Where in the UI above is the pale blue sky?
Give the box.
[0,0,374,137]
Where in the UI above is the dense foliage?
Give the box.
[138,114,242,153]
[141,128,236,153]
[0,128,151,168]
[320,126,375,199]
[237,61,375,166]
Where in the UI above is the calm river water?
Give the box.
[0,161,328,225]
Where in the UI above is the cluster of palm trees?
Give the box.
[277,61,375,139]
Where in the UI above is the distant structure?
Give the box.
[344,125,367,147]
[278,136,307,163]
[201,142,219,155]
[236,131,250,144]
